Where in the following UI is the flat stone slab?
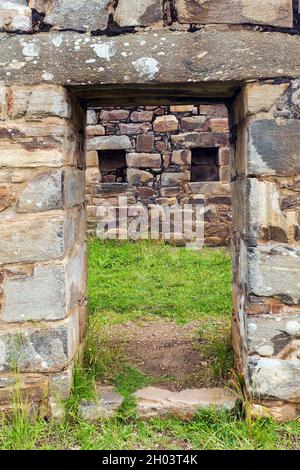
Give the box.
[2,30,300,90]
[79,386,123,421]
[134,386,237,419]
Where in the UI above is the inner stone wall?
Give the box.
[86,103,231,245]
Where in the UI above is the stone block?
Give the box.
[0,374,48,405]
[210,118,229,133]
[127,168,153,185]
[86,151,98,167]
[176,0,293,28]
[243,82,288,117]
[161,171,190,187]
[171,132,228,148]
[131,110,153,122]
[0,1,32,32]
[86,124,105,136]
[248,243,300,304]
[44,0,111,32]
[247,314,300,359]
[49,367,73,401]
[199,104,228,117]
[181,116,208,131]
[153,115,179,133]
[248,357,300,401]
[127,153,161,169]
[26,86,71,120]
[0,212,73,264]
[134,386,237,419]
[114,0,163,27]
[65,243,87,313]
[0,123,75,167]
[136,134,154,152]
[119,123,151,135]
[63,168,85,209]
[0,313,79,373]
[79,386,123,421]
[17,170,62,213]
[171,149,191,166]
[218,147,230,166]
[86,110,98,125]
[87,135,132,151]
[248,119,300,176]
[100,109,130,121]
[170,105,194,113]
[185,181,231,195]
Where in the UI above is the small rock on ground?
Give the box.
[79,386,123,421]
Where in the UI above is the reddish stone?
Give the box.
[131,111,153,122]
[138,187,157,198]
[136,134,154,152]
[211,118,229,132]
[119,123,151,135]
[199,104,228,117]
[153,115,179,133]
[100,109,130,121]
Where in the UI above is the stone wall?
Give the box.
[86,103,231,246]
[0,84,87,417]
[232,79,300,421]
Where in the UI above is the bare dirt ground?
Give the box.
[102,319,225,390]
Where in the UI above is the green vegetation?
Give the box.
[0,239,299,450]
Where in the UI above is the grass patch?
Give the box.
[88,239,232,324]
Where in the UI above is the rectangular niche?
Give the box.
[191,147,219,182]
[98,150,127,183]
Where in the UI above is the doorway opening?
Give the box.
[84,98,234,394]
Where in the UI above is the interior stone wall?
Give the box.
[1,1,300,421]
[86,103,231,246]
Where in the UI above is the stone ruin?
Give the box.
[0,1,300,421]
[86,103,231,245]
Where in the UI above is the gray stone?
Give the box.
[86,110,98,125]
[0,1,32,32]
[248,357,300,401]
[44,0,111,32]
[176,0,293,28]
[87,135,132,151]
[134,386,237,419]
[161,171,190,186]
[171,132,228,149]
[2,31,300,88]
[127,168,153,185]
[63,169,85,209]
[0,213,72,264]
[2,263,66,322]
[248,120,300,176]
[79,386,123,421]
[17,170,62,213]
[49,367,73,400]
[247,314,300,358]
[114,0,163,27]
[0,313,79,372]
[248,244,300,304]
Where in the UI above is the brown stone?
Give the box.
[0,184,15,212]
[171,149,191,166]
[181,116,209,132]
[170,105,194,113]
[127,153,161,169]
[100,109,130,121]
[153,115,179,133]
[127,168,153,185]
[161,171,190,187]
[86,124,105,136]
[218,147,230,166]
[136,134,154,152]
[171,132,228,148]
[131,111,153,122]
[119,123,151,135]
[211,118,229,133]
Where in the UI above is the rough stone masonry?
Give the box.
[0,1,300,421]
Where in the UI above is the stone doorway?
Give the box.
[1,80,300,421]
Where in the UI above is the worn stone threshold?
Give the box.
[79,385,237,421]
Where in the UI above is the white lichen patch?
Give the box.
[91,42,116,61]
[21,41,40,61]
[132,57,159,80]
[52,35,63,48]
[42,72,54,81]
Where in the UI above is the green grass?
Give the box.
[88,239,232,324]
[0,239,299,450]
